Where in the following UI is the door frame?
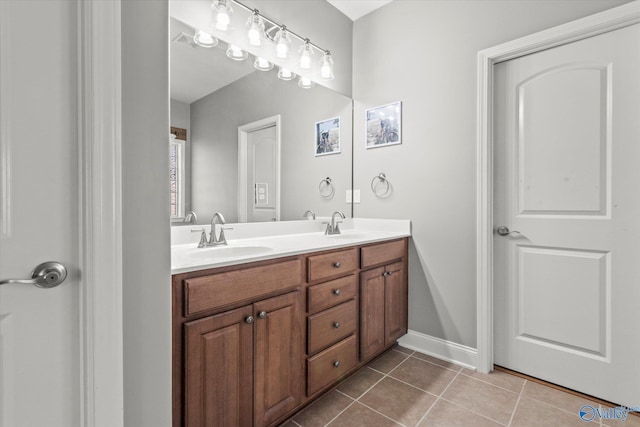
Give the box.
[475,1,640,374]
[238,115,281,222]
[78,1,124,425]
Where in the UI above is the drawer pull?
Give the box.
[383,271,393,277]
[258,311,267,319]
[333,360,340,368]
[333,289,341,296]
[333,322,340,329]
[333,261,341,268]
[245,316,254,324]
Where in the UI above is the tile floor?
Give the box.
[281,346,640,427]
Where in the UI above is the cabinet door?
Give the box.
[184,306,254,427]
[360,267,386,360]
[254,291,303,426]
[384,261,407,344]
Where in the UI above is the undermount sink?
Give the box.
[188,245,273,259]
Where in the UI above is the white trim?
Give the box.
[0,1,10,239]
[398,330,477,370]
[78,1,124,426]
[238,115,281,222]
[476,1,640,374]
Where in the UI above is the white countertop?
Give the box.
[171,218,411,274]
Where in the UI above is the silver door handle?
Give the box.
[496,226,521,237]
[0,261,67,289]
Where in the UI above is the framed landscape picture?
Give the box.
[366,101,402,148]
[315,117,341,156]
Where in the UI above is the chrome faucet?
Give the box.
[324,211,345,235]
[303,210,316,220]
[207,212,232,246]
[184,210,198,224]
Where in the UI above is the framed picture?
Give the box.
[365,101,402,148]
[315,117,341,156]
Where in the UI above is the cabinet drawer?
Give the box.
[307,299,357,354]
[307,335,357,396]
[361,239,405,269]
[183,259,302,316]
[307,274,357,314]
[307,248,358,283]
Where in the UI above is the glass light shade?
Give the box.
[226,45,248,61]
[298,76,315,89]
[299,41,313,70]
[193,30,218,48]
[212,0,233,31]
[274,26,291,59]
[277,67,295,81]
[320,51,334,80]
[246,12,265,47]
[254,57,274,71]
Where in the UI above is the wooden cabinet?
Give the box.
[360,242,408,361]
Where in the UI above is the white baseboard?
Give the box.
[398,330,478,370]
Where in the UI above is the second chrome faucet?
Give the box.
[324,211,345,235]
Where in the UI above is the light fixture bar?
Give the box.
[229,0,329,56]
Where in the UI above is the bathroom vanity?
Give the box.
[171,219,410,427]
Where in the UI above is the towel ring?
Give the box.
[319,177,335,198]
[371,172,391,197]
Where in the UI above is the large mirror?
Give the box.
[169,14,353,225]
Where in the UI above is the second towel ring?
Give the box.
[371,172,391,197]
[319,177,335,198]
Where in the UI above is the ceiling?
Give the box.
[327,0,394,21]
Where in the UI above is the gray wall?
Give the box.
[122,1,171,426]
[352,0,629,348]
[170,99,192,213]
[190,70,352,223]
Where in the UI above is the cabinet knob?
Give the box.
[383,271,393,277]
[245,316,254,324]
[332,289,341,296]
[258,311,267,319]
[333,322,340,329]
[333,360,340,368]
[333,261,341,268]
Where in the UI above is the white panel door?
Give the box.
[0,1,80,426]
[247,125,277,222]
[494,23,640,406]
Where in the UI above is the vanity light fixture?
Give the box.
[212,0,233,31]
[273,26,291,59]
[226,44,248,61]
[298,76,315,89]
[299,39,313,70]
[254,57,274,71]
[193,30,218,48]
[246,10,265,47]
[277,67,295,81]
[320,50,334,80]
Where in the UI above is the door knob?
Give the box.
[496,226,521,237]
[0,262,67,289]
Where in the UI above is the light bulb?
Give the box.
[254,57,273,71]
[320,51,334,80]
[193,30,218,48]
[212,0,232,31]
[226,45,248,61]
[246,11,264,47]
[277,67,295,81]
[299,40,313,70]
[274,26,291,59]
[298,76,315,89]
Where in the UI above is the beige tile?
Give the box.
[461,368,525,393]
[601,406,640,427]
[418,399,503,427]
[442,374,518,425]
[522,380,599,413]
[411,351,462,371]
[359,377,437,426]
[278,420,300,427]
[336,367,384,399]
[393,344,414,355]
[511,397,586,427]
[389,356,458,395]
[367,349,409,374]
[328,402,401,427]
[293,390,353,427]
